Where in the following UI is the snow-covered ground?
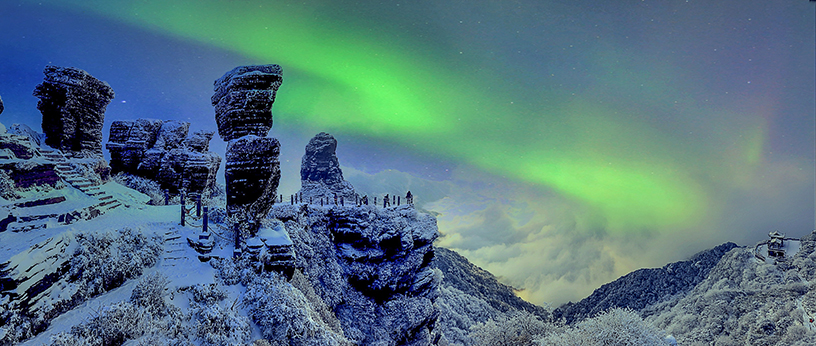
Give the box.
[1,181,269,345]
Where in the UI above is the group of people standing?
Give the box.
[282,191,414,208]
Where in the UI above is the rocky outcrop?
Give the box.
[107,118,163,173]
[0,94,4,115]
[553,242,739,325]
[0,133,38,160]
[224,136,280,223]
[299,132,356,202]
[213,65,283,235]
[106,119,221,196]
[0,161,60,189]
[33,66,114,157]
[272,204,440,346]
[212,64,283,141]
[8,124,42,148]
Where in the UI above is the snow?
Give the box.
[754,239,802,264]
[257,220,291,247]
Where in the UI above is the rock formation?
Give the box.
[33,66,114,157]
[212,64,283,141]
[224,136,280,222]
[212,64,283,236]
[106,119,221,196]
[0,94,4,115]
[273,204,440,346]
[299,132,356,202]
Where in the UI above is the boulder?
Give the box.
[212,64,283,141]
[184,130,215,153]
[0,161,60,188]
[107,118,163,174]
[154,120,189,150]
[33,66,114,157]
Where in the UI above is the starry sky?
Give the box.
[1,0,814,305]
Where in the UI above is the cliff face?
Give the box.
[553,242,739,325]
[271,203,441,346]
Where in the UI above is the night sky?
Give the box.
[1,0,814,305]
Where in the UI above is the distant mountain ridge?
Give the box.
[432,247,548,319]
[552,242,739,325]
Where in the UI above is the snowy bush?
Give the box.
[130,272,170,314]
[435,284,505,345]
[185,283,251,346]
[538,308,669,346]
[211,256,256,286]
[51,273,189,346]
[243,272,351,345]
[468,311,557,346]
[69,228,163,297]
[0,229,163,346]
[111,172,164,205]
[0,170,19,199]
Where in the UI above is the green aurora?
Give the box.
[40,0,777,233]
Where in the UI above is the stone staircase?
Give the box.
[162,228,187,267]
[41,148,122,211]
[3,149,122,232]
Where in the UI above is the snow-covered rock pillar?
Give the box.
[212,65,283,243]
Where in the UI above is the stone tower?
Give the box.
[212,65,283,237]
[33,66,114,157]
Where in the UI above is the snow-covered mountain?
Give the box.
[2,64,815,345]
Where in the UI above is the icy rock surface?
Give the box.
[553,241,738,325]
[33,65,114,157]
[0,132,38,160]
[271,204,441,345]
[106,118,221,195]
[0,161,60,189]
[299,132,356,202]
[212,64,282,141]
[224,136,280,221]
[648,231,816,345]
[7,124,42,148]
